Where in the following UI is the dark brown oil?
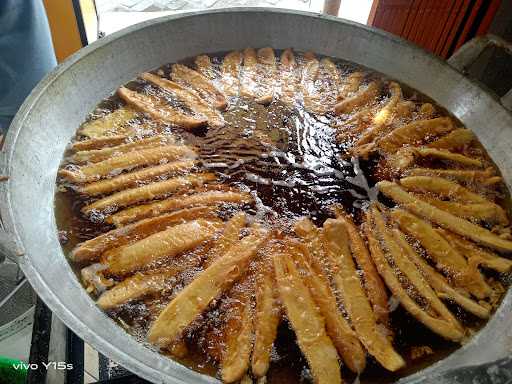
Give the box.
[54,51,510,383]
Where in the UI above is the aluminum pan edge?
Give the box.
[2,8,512,384]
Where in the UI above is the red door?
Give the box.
[368,0,502,58]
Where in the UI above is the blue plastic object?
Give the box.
[0,0,57,132]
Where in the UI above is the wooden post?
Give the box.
[323,0,342,16]
[367,0,379,25]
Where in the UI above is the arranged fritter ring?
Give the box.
[57,47,512,384]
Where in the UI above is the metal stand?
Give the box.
[27,297,150,384]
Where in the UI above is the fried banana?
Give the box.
[273,252,342,384]
[416,197,508,225]
[72,135,129,151]
[141,72,225,127]
[321,57,341,91]
[323,218,405,371]
[59,144,196,183]
[278,48,299,106]
[339,71,364,97]
[400,176,508,224]
[78,108,138,138]
[71,206,218,262]
[82,173,217,215]
[353,82,403,152]
[302,57,342,114]
[104,219,222,275]
[373,82,402,126]
[221,284,254,383]
[427,128,474,150]
[439,229,512,273]
[390,208,492,298]
[400,176,488,203]
[79,160,197,196]
[293,217,331,277]
[335,209,389,326]
[203,212,247,267]
[109,190,252,225]
[251,260,280,377]
[221,51,242,96]
[419,103,435,118]
[171,63,227,110]
[368,206,464,342]
[248,47,276,104]
[97,260,199,309]
[240,48,259,99]
[406,167,500,185]
[107,213,245,311]
[377,117,454,153]
[334,81,380,115]
[420,147,483,166]
[239,48,276,104]
[395,100,415,118]
[194,54,216,80]
[147,228,266,348]
[378,181,512,252]
[168,339,189,358]
[391,228,490,318]
[117,87,207,129]
[290,241,366,373]
[390,147,483,170]
[300,52,322,114]
[73,135,175,163]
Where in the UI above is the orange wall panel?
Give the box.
[369,0,502,59]
[42,0,83,62]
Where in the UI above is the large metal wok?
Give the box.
[2,8,512,384]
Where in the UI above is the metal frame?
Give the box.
[71,0,90,47]
[27,297,150,384]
